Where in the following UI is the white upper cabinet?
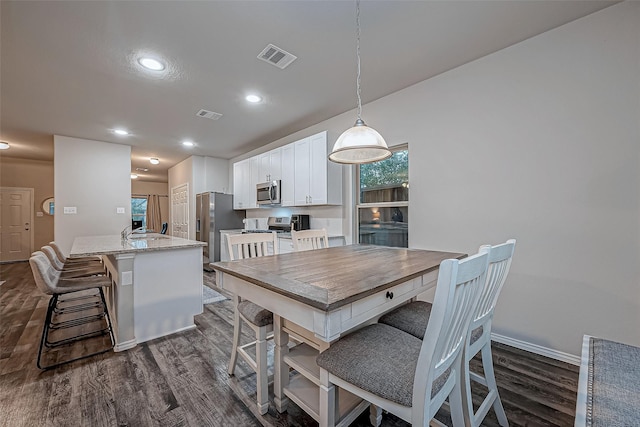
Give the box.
[233,130,341,209]
[294,131,341,206]
[259,148,282,183]
[232,160,248,209]
[281,144,295,206]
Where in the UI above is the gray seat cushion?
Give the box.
[379,301,433,339]
[379,301,485,345]
[238,300,273,327]
[316,323,450,407]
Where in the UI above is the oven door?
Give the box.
[257,180,281,206]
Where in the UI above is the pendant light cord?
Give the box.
[355,0,362,121]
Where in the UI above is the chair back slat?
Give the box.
[412,248,489,421]
[291,229,329,252]
[473,239,516,326]
[227,232,278,261]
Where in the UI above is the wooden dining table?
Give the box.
[211,244,465,426]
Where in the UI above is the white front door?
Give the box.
[0,188,33,262]
[171,184,189,239]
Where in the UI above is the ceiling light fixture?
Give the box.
[246,94,262,103]
[0,142,10,150]
[113,128,129,136]
[130,173,138,179]
[182,140,194,147]
[137,57,165,71]
[329,0,391,165]
[149,157,160,165]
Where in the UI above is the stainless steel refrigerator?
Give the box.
[196,192,245,269]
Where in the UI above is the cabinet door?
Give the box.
[269,148,282,181]
[259,152,271,183]
[248,157,260,209]
[281,145,295,206]
[294,137,311,205]
[308,131,328,205]
[233,161,246,209]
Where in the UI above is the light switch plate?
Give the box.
[63,207,77,214]
[116,207,126,214]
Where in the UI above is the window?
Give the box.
[356,145,408,247]
[131,197,147,229]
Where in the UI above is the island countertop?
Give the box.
[69,233,206,258]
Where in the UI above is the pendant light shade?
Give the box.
[329,0,391,165]
[329,119,391,164]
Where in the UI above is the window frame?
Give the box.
[354,143,409,246]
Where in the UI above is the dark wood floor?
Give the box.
[0,261,579,427]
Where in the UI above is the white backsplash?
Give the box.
[245,206,344,236]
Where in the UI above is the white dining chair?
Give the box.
[379,239,516,427]
[226,231,278,415]
[316,248,490,427]
[461,239,515,427]
[291,228,329,251]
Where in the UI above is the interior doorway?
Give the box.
[171,183,189,239]
[0,187,34,262]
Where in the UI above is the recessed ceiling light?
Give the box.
[0,142,10,150]
[182,140,194,147]
[149,157,160,165]
[130,173,138,179]
[246,94,262,103]
[137,57,165,71]
[113,128,129,136]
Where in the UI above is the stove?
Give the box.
[243,216,291,234]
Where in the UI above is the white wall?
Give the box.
[229,2,639,356]
[54,135,131,254]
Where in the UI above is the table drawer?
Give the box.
[351,277,421,318]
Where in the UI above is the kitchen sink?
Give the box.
[128,235,170,241]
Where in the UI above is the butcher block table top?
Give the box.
[211,244,465,311]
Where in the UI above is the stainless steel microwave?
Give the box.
[256,180,281,206]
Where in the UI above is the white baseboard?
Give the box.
[491,333,581,366]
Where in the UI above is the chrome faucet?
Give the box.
[121,225,144,241]
[121,224,132,241]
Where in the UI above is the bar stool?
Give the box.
[290,228,329,251]
[40,246,106,278]
[29,251,114,370]
[225,231,278,415]
[49,241,102,265]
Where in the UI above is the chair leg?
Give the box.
[462,345,475,427]
[481,343,509,426]
[37,289,114,370]
[369,404,382,427]
[448,361,466,427]
[37,295,57,369]
[256,326,269,415]
[319,369,336,427]
[228,294,242,376]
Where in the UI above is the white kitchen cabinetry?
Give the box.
[281,145,295,206]
[233,130,341,209]
[259,148,282,183]
[233,160,248,209]
[294,131,341,206]
[233,158,259,209]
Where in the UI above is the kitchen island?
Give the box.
[70,233,206,351]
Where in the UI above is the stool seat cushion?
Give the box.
[379,301,433,340]
[238,301,273,327]
[379,301,485,346]
[316,323,450,407]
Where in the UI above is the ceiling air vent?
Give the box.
[196,109,223,120]
[257,44,297,69]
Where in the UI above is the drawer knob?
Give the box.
[386,291,394,300]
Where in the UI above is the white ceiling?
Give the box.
[0,0,617,182]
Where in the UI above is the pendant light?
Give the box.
[329,0,392,165]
